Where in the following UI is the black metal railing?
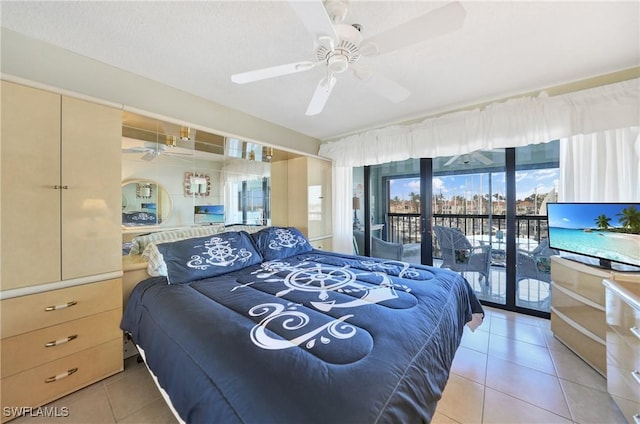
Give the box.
[386,213,549,245]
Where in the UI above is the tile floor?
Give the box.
[11,306,627,424]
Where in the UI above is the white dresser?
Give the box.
[604,276,640,424]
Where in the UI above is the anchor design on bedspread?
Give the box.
[238,260,412,351]
[186,236,255,269]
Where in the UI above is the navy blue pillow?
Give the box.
[157,231,263,284]
[252,227,313,260]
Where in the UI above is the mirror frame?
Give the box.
[121,179,173,229]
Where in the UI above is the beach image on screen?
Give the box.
[195,205,224,224]
[547,203,640,267]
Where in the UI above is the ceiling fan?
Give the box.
[230,1,466,115]
[122,138,192,162]
[444,151,497,167]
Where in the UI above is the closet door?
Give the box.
[61,96,121,280]
[1,81,61,290]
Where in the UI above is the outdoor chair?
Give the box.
[353,230,403,261]
[516,238,558,309]
[433,226,492,282]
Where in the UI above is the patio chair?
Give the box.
[433,226,491,282]
[516,238,558,309]
[353,230,403,261]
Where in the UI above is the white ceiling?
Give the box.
[1,1,638,142]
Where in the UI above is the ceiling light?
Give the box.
[180,126,190,141]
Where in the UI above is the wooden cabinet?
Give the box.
[271,156,333,249]
[1,80,122,291]
[604,277,640,424]
[0,279,123,422]
[0,80,123,421]
[550,256,610,376]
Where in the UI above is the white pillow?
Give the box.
[142,243,167,277]
[129,225,224,255]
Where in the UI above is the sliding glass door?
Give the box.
[354,141,559,317]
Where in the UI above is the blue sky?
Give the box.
[389,169,559,202]
[547,203,636,228]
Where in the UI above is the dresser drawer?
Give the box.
[607,355,640,404]
[606,287,640,346]
[551,257,610,306]
[551,310,606,376]
[1,279,121,338]
[552,284,606,341]
[1,309,122,378]
[0,339,122,421]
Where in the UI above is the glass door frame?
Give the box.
[361,148,551,319]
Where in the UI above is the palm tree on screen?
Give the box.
[617,206,640,234]
[594,214,611,230]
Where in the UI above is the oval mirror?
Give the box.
[121,179,173,228]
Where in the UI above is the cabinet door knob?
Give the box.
[44,367,78,383]
[632,370,640,386]
[45,334,78,348]
[44,300,78,311]
[631,326,640,341]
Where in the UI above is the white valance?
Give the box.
[319,78,640,167]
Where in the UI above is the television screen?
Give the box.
[195,205,225,225]
[547,202,640,269]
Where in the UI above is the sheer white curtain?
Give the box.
[559,127,640,202]
[332,166,353,254]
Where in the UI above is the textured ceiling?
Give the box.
[1,1,638,142]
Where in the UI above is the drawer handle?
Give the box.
[44,300,77,312]
[632,370,640,386]
[44,367,78,383]
[631,327,640,341]
[45,334,78,348]
[634,413,640,424]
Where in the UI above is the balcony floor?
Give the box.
[432,259,550,313]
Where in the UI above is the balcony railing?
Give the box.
[386,213,549,247]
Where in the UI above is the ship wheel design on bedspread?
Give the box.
[277,264,356,300]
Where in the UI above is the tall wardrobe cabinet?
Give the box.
[1,81,123,421]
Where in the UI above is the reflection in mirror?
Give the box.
[184,172,211,197]
[121,111,302,228]
[121,179,173,227]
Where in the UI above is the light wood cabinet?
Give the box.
[0,279,123,422]
[1,80,122,291]
[271,156,333,249]
[604,277,640,424]
[550,256,610,376]
[0,80,123,421]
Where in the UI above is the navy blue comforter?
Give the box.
[121,250,483,424]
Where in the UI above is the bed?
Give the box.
[121,227,484,423]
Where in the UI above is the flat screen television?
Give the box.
[546,202,640,271]
[194,205,225,225]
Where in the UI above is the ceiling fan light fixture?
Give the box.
[179,126,190,141]
[327,54,349,73]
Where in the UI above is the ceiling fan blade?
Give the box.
[231,61,317,84]
[352,67,410,103]
[287,0,338,44]
[305,75,337,116]
[473,152,494,165]
[444,155,460,167]
[141,151,158,161]
[360,1,466,56]
[122,147,147,153]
